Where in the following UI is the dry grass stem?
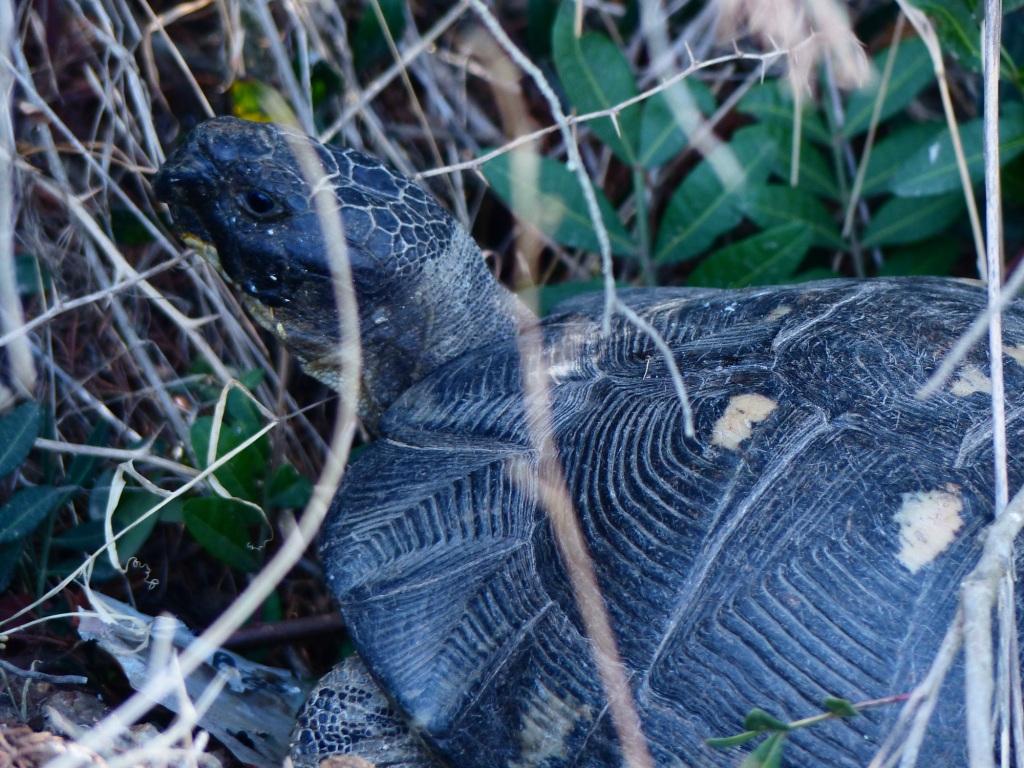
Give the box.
[895,0,987,280]
[419,44,798,181]
[716,0,868,95]
[843,12,906,238]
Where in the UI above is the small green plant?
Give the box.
[480,0,1024,295]
[707,694,908,767]
[182,372,311,572]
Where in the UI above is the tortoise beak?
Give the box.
[154,138,218,246]
[154,141,214,204]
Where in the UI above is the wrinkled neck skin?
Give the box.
[288,226,526,432]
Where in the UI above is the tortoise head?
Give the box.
[155,117,518,425]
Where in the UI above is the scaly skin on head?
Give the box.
[154,117,522,429]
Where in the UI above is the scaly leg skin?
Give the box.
[291,655,436,768]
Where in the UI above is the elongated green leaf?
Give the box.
[689,222,813,288]
[862,122,944,197]
[0,486,69,544]
[910,0,980,70]
[353,0,407,71]
[740,185,843,248]
[891,105,1024,197]
[638,80,715,168]
[109,490,164,562]
[481,151,634,256]
[743,708,792,733]
[654,127,777,264]
[266,464,312,509]
[862,193,963,247]
[518,278,606,316]
[878,238,960,276]
[823,697,859,718]
[843,39,932,137]
[552,1,641,163]
[0,402,42,478]
[16,254,46,295]
[0,541,22,592]
[706,731,761,749]
[758,120,840,199]
[191,411,270,504]
[792,268,841,282]
[788,141,840,200]
[737,82,831,145]
[52,519,105,551]
[740,733,787,768]
[183,497,264,572]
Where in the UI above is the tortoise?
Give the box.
[154,116,1024,767]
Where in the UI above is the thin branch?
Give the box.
[467,4,655,767]
[318,0,470,144]
[419,45,797,181]
[33,437,199,478]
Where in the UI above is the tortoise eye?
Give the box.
[240,189,281,219]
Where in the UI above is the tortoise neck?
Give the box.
[304,227,526,431]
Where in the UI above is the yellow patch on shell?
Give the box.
[894,486,964,573]
[766,305,792,321]
[711,393,778,450]
[510,682,590,768]
[1004,345,1024,367]
[949,365,991,397]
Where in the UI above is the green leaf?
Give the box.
[740,185,844,249]
[862,193,963,247]
[705,731,762,749]
[823,697,859,718]
[879,238,961,276]
[527,0,559,57]
[0,402,42,478]
[518,278,606,316]
[227,388,262,435]
[191,413,270,503]
[66,421,110,490]
[0,486,70,544]
[637,81,715,168]
[266,464,312,509]
[843,39,933,137]
[758,120,840,200]
[743,708,792,733]
[737,82,831,145]
[0,540,22,592]
[183,497,264,572]
[862,122,944,197]
[689,223,813,288]
[230,80,280,123]
[654,126,777,264]
[311,61,343,110]
[107,490,164,562]
[110,209,155,247]
[481,151,634,256]
[788,141,840,200]
[890,105,1024,197]
[740,732,787,768]
[910,0,980,69]
[792,268,841,282]
[16,254,47,295]
[52,519,106,551]
[552,1,642,163]
[353,0,407,71]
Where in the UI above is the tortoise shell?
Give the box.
[154,118,1022,767]
[323,278,1024,766]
